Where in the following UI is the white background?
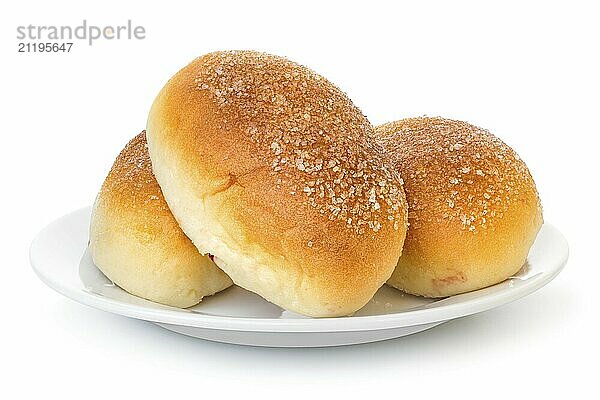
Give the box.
[2,0,598,398]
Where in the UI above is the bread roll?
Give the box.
[146,51,408,317]
[375,117,543,297]
[89,132,232,308]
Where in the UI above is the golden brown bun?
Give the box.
[146,51,408,317]
[375,117,543,297]
[89,132,232,308]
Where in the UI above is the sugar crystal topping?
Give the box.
[192,51,407,234]
[100,132,172,216]
[375,117,540,233]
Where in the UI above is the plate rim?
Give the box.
[30,207,569,333]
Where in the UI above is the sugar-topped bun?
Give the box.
[146,51,408,317]
[89,132,232,308]
[375,117,543,297]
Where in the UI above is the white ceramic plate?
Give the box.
[31,207,568,347]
